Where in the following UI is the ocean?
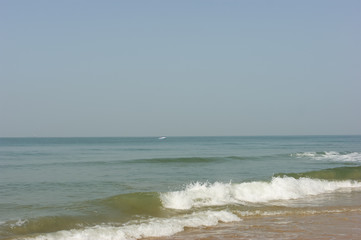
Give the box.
[0,136,360,239]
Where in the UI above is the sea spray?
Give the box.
[160,177,361,210]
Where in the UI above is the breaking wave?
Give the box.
[292,151,361,162]
[5,174,361,240]
[22,211,240,240]
[160,177,361,210]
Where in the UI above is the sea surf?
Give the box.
[1,136,360,239]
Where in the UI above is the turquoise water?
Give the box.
[1,136,361,239]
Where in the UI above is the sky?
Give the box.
[1,0,360,137]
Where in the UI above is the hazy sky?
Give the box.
[1,0,360,137]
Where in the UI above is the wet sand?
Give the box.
[153,209,361,240]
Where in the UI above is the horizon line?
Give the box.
[1,134,360,138]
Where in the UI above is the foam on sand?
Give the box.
[23,210,240,240]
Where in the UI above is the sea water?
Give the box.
[0,136,360,239]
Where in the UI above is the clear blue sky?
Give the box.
[1,0,360,137]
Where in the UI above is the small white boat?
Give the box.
[158,136,167,140]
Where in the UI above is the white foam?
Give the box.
[160,177,361,210]
[293,151,361,162]
[10,219,28,228]
[24,210,240,240]
[238,208,361,217]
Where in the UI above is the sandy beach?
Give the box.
[155,208,361,240]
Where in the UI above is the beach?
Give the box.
[156,208,361,240]
[1,136,360,239]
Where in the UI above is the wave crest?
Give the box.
[292,151,361,162]
[160,177,361,210]
[23,211,240,240]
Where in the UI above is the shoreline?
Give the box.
[154,209,361,240]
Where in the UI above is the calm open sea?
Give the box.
[1,136,361,239]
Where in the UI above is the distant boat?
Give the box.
[158,136,167,140]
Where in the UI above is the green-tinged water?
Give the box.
[276,165,361,180]
[0,136,361,240]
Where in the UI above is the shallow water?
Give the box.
[0,136,360,239]
[158,205,361,240]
